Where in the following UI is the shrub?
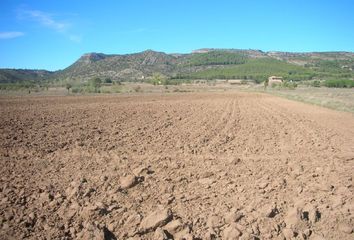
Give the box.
[65,83,72,93]
[71,87,80,93]
[240,79,248,85]
[282,81,298,89]
[89,77,102,92]
[311,80,321,87]
[323,79,354,88]
[104,78,113,84]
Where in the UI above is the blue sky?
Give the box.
[1,0,353,70]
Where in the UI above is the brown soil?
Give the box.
[0,92,353,239]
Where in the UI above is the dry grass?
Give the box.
[265,87,354,114]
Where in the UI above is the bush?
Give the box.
[323,79,354,88]
[311,80,321,87]
[89,77,102,92]
[150,73,167,85]
[240,79,248,85]
[65,83,72,93]
[282,81,298,89]
[71,87,80,93]
[104,78,112,84]
[270,81,297,90]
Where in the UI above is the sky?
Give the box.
[0,0,354,71]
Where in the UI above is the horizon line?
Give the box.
[1,47,354,71]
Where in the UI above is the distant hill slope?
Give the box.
[55,50,179,81]
[1,49,353,83]
[189,58,315,81]
[0,69,53,83]
[187,55,354,82]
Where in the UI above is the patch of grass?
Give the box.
[266,87,354,113]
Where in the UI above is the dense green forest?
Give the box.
[186,51,247,66]
[183,58,316,82]
[181,58,354,83]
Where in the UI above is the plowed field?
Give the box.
[1,92,353,239]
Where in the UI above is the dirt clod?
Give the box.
[120,175,138,189]
[338,223,353,234]
[223,223,242,239]
[139,208,172,233]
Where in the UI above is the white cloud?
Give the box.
[23,10,69,32]
[0,31,24,39]
[17,7,80,43]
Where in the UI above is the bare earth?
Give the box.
[0,92,353,240]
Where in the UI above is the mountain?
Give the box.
[1,49,354,83]
[54,50,180,81]
[0,69,53,83]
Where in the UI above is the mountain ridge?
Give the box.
[1,49,353,83]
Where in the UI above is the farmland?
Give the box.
[1,92,353,239]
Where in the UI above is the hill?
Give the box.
[0,69,53,83]
[1,49,353,83]
[187,58,315,82]
[55,50,179,81]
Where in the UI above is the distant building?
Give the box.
[215,79,228,84]
[268,76,283,85]
[228,79,243,85]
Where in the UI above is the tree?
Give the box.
[90,77,102,93]
[66,83,72,93]
[312,80,321,87]
[264,78,269,90]
[104,77,112,84]
[151,73,168,85]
